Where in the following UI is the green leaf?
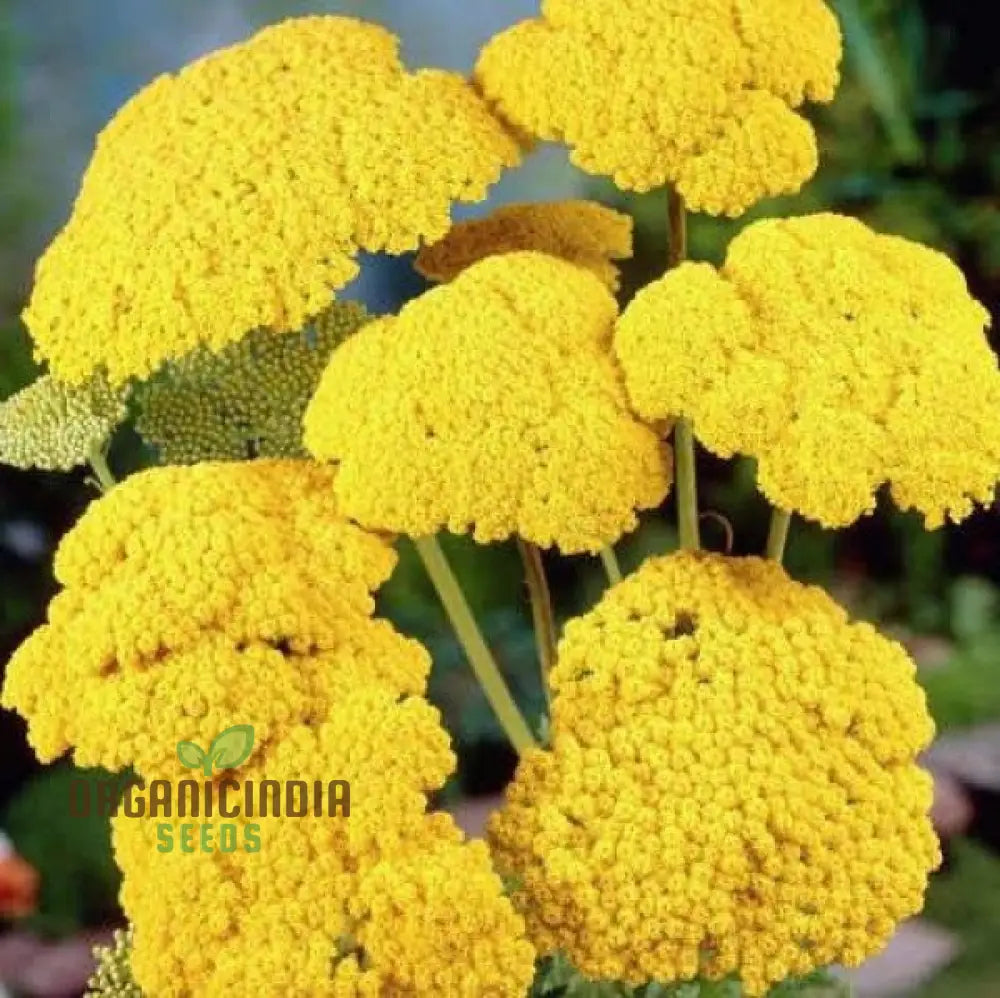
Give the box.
[667,985,702,998]
[1,763,122,935]
[766,969,849,997]
[834,0,923,163]
[207,724,256,772]
[700,981,741,998]
[175,741,206,770]
[950,577,999,642]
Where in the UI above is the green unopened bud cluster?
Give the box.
[530,955,850,998]
[0,372,126,471]
[136,302,369,464]
[86,927,142,998]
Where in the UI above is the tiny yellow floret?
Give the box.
[25,15,520,384]
[476,0,842,214]
[416,200,633,290]
[490,551,941,995]
[615,213,1000,527]
[304,252,670,554]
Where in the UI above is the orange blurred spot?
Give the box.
[0,854,39,918]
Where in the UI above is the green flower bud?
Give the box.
[87,927,142,998]
[0,372,126,471]
[136,302,368,464]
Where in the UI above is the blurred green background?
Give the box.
[0,0,998,995]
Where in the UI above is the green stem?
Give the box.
[667,190,700,552]
[516,538,558,705]
[674,419,700,551]
[414,535,538,754]
[88,446,116,493]
[766,508,792,563]
[599,546,623,585]
[667,188,688,269]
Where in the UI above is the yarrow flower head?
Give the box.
[415,200,633,291]
[112,684,536,996]
[24,15,520,384]
[489,551,940,995]
[304,252,670,554]
[0,372,126,471]
[615,213,1000,527]
[0,459,425,778]
[475,0,842,214]
[135,302,369,464]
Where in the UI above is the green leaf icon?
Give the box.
[205,724,255,776]
[176,741,207,770]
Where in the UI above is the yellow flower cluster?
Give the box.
[416,200,633,290]
[475,0,841,214]
[1,459,417,778]
[136,302,369,464]
[6,458,535,994]
[25,15,520,385]
[112,685,535,996]
[304,252,670,553]
[490,551,940,995]
[615,213,1000,527]
[0,372,126,471]
[87,928,140,998]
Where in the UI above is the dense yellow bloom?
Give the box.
[5,453,533,993]
[136,302,369,464]
[304,252,670,553]
[0,372,126,471]
[1,460,421,776]
[25,15,520,384]
[615,213,1000,527]
[347,838,535,996]
[11,622,427,779]
[416,200,633,290]
[52,459,394,597]
[476,0,841,214]
[490,552,940,995]
[113,686,535,996]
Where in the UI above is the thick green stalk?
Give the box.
[414,535,537,754]
[88,446,116,493]
[766,508,792,563]
[667,190,700,551]
[599,546,623,585]
[516,538,558,704]
[674,419,701,551]
[667,188,688,269]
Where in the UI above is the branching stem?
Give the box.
[667,190,700,551]
[600,546,624,585]
[516,538,558,704]
[766,509,792,563]
[88,446,116,493]
[414,535,538,754]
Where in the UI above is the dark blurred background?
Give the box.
[0,1,998,994]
